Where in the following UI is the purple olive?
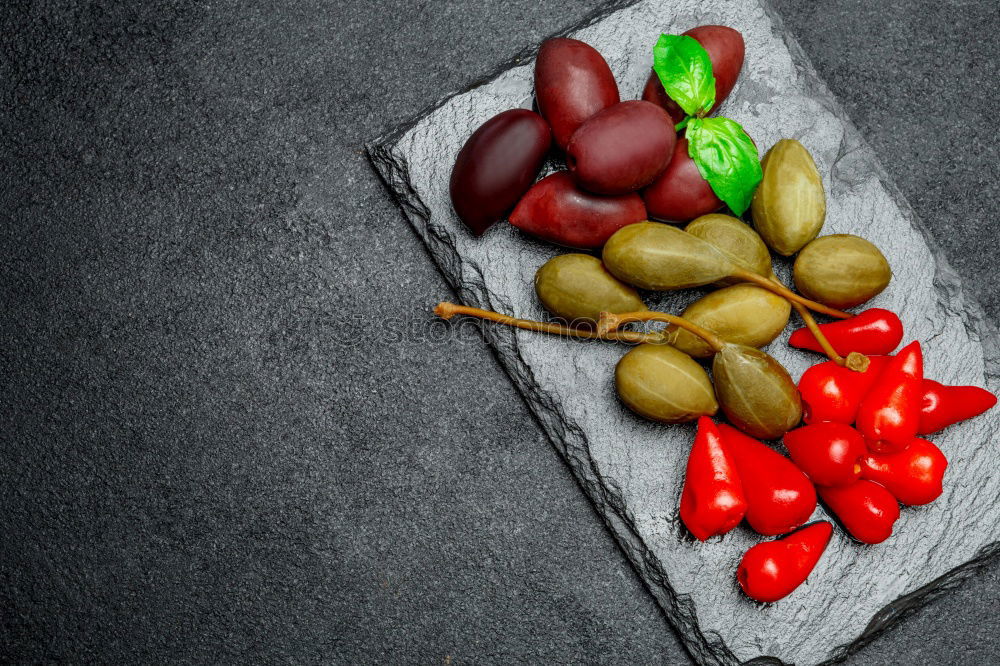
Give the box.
[642,137,723,222]
[535,38,620,150]
[449,109,552,236]
[509,171,646,249]
[566,101,676,195]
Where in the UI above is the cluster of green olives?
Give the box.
[529,140,892,439]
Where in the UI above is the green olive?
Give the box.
[664,284,791,358]
[615,343,718,424]
[712,343,802,439]
[602,221,734,290]
[793,234,892,308]
[684,214,772,285]
[534,254,646,325]
[750,139,826,256]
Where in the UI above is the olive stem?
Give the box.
[732,268,852,319]
[766,274,870,372]
[794,304,869,371]
[792,300,843,361]
[598,310,725,354]
[793,301,868,371]
[434,302,666,345]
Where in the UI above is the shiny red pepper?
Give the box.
[789,308,903,356]
[680,417,747,541]
[818,480,900,544]
[855,341,923,453]
[737,521,833,603]
[783,423,867,487]
[918,379,997,435]
[798,356,889,425]
[717,424,817,536]
[860,438,948,506]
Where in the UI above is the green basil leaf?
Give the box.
[652,34,716,117]
[686,117,762,216]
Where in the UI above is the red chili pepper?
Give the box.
[736,521,833,603]
[818,480,900,544]
[680,417,747,541]
[918,379,997,435]
[789,308,903,356]
[860,438,948,506]
[855,341,923,453]
[783,423,867,487]
[798,356,890,425]
[717,424,817,536]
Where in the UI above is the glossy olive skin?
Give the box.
[750,139,825,255]
[534,254,646,324]
[535,38,620,149]
[641,138,724,222]
[642,25,746,124]
[685,214,772,284]
[793,235,892,308]
[566,101,676,195]
[713,343,803,440]
[602,221,734,290]
[665,284,791,358]
[616,344,718,423]
[449,109,552,236]
[509,171,646,249]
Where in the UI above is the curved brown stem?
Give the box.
[766,274,870,372]
[792,301,868,371]
[733,269,852,319]
[793,300,840,360]
[598,310,725,353]
[434,302,666,345]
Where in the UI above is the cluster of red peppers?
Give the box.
[680,308,997,603]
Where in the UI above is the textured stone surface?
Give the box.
[6,1,1000,664]
[368,1,1000,663]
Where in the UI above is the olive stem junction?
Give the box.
[598,310,725,353]
[733,269,852,319]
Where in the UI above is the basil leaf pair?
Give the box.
[652,33,761,216]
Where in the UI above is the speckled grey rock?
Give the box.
[368,1,1000,663]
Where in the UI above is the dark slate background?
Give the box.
[2,1,997,663]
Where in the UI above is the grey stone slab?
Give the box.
[371,1,1000,664]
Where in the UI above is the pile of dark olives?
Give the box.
[451,26,748,245]
[444,27,895,441]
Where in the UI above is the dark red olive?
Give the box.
[566,101,675,196]
[509,171,646,249]
[449,109,552,236]
[641,137,723,222]
[642,25,746,124]
[535,38,620,150]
